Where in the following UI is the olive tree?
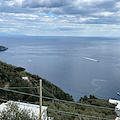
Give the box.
[0,102,37,120]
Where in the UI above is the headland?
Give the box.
[0,45,8,51]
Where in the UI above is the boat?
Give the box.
[83,57,99,62]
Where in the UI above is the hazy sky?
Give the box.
[0,0,120,36]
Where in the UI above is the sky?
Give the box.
[0,0,120,36]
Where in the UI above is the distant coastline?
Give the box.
[0,45,8,51]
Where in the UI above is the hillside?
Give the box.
[0,61,116,120]
[0,61,73,102]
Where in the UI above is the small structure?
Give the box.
[115,117,120,120]
[0,101,48,120]
[22,77,29,82]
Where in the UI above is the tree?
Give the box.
[0,102,37,120]
[14,67,25,72]
[89,95,97,99]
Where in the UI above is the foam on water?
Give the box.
[90,79,107,95]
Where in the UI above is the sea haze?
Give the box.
[0,36,120,100]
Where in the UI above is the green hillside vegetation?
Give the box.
[0,61,116,120]
[0,61,73,102]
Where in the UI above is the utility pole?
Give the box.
[39,79,42,120]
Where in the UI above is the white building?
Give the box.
[109,99,120,116]
[109,99,120,120]
[0,101,48,120]
[22,77,29,82]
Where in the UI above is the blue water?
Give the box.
[0,36,120,100]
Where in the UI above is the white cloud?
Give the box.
[0,19,3,22]
[93,11,114,17]
[79,17,98,22]
[2,0,23,6]
[0,0,120,36]
[116,2,120,8]
[16,0,23,5]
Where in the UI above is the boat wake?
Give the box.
[83,57,99,62]
[90,79,107,94]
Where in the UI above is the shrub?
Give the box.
[0,102,37,120]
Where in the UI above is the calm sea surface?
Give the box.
[0,36,120,100]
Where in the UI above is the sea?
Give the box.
[0,36,120,101]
